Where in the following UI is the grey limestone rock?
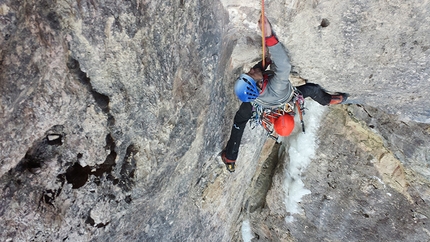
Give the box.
[0,0,429,241]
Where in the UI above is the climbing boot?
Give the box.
[329,93,349,105]
[221,152,236,173]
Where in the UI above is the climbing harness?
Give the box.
[250,89,306,140]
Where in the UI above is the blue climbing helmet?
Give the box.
[234,74,259,102]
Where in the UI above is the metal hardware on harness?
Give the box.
[250,90,305,138]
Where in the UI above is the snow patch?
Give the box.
[282,100,326,222]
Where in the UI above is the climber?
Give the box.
[221,15,348,172]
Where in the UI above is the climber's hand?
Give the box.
[258,15,273,37]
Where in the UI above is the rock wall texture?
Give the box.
[244,104,430,241]
[0,0,429,241]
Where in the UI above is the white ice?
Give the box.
[241,219,254,242]
[282,100,326,222]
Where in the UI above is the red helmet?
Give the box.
[274,114,295,136]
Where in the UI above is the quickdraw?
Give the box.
[250,89,306,140]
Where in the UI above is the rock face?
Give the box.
[244,104,430,241]
[0,0,429,241]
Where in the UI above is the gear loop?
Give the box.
[250,88,305,138]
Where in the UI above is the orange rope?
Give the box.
[261,0,265,67]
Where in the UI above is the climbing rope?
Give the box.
[261,0,266,67]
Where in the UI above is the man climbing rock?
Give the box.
[222,16,348,172]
